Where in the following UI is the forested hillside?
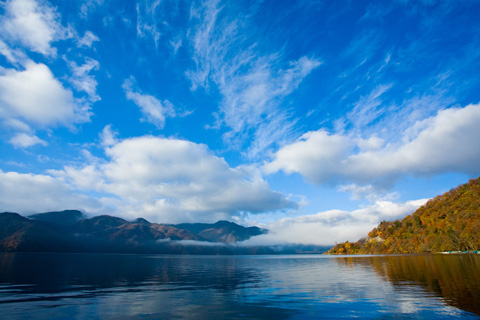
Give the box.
[328,177,480,254]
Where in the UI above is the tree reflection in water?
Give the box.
[336,254,480,316]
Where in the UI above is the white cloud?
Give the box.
[123,77,175,129]
[9,132,47,148]
[80,0,104,19]
[217,56,322,157]
[168,239,226,247]
[77,31,99,48]
[267,103,480,186]
[0,39,27,65]
[99,124,118,147]
[0,0,72,56]
[68,58,100,102]
[136,0,161,46]
[0,170,102,215]
[3,118,31,132]
[50,136,296,223]
[265,130,352,184]
[345,83,392,132]
[187,0,321,158]
[338,183,399,203]
[0,61,91,128]
[356,135,385,151]
[170,38,182,55]
[242,199,427,246]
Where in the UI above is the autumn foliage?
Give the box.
[328,177,480,254]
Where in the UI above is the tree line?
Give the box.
[328,177,480,254]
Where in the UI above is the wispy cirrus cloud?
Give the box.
[345,84,393,132]
[80,0,104,19]
[326,0,478,135]
[135,0,162,46]
[187,0,321,158]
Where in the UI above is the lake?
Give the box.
[0,253,479,319]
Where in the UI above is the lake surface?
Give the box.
[0,253,479,319]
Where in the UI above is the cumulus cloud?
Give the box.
[0,61,91,128]
[0,170,102,215]
[49,136,296,223]
[99,124,118,147]
[0,0,72,57]
[123,77,175,129]
[8,132,47,148]
[242,199,427,246]
[0,1,96,145]
[356,135,385,151]
[265,130,352,184]
[267,103,480,187]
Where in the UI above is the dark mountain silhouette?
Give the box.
[132,217,151,225]
[0,212,80,252]
[0,210,272,254]
[328,177,480,254]
[173,220,267,243]
[29,210,84,226]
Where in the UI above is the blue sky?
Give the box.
[1,0,480,245]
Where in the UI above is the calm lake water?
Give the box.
[0,253,479,319]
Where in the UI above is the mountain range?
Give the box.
[0,210,270,254]
[4,177,479,256]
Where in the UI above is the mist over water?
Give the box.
[0,253,479,319]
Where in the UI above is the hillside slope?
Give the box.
[0,212,81,252]
[0,211,268,254]
[173,220,266,243]
[328,177,480,254]
[29,210,84,226]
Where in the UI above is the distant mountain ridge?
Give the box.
[29,210,85,226]
[328,177,480,254]
[0,211,269,254]
[173,220,267,243]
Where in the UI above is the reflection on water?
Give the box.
[0,253,479,319]
[336,254,480,316]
